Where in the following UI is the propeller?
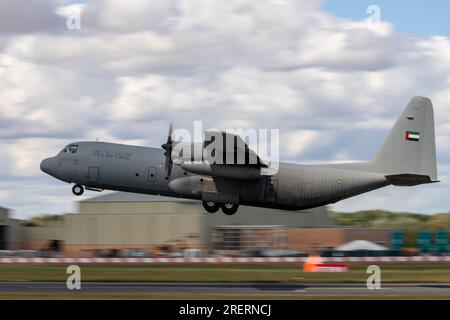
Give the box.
[161,123,174,177]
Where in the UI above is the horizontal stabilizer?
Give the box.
[385,174,438,186]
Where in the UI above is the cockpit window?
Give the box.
[62,144,78,154]
[68,145,78,153]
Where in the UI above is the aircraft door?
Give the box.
[264,177,278,203]
[297,170,305,206]
[88,166,99,184]
[147,167,157,183]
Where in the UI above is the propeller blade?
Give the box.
[162,122,174,177]
[161,122,173,150]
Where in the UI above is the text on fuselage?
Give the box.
[93,149,133,160]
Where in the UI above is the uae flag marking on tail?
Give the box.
[405,131,420,142]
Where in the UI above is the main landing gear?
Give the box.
[220,203,239,215]
[72,184,84,196]
[202,201,221,213]
[202,201,239,215]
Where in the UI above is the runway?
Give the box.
[1,282,450,296]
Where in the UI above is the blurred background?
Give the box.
[1,193,449,259]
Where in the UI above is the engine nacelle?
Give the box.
[167,176,203,197]
[181,162,263,180]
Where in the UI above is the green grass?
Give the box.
[1,263,450,299]
[1,263,450,283]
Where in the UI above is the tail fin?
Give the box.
[369,96,438,186]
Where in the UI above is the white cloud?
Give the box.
[3,138,66,177]
[281,130,324,158]
[0,0,67,34]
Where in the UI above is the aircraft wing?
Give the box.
[203,130,267,167]
[178,130,275,180]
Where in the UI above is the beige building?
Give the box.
[61,192,334,256]
[64,193,205,255]
[21,224,64,251]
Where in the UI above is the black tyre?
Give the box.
[202,201,220,213]
[72,184,84,196]
[221,203,239,215]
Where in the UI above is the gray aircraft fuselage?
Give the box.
[40,141,388,211]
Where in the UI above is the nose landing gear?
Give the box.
[72,184,84,196]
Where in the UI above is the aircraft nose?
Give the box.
[40,158,54,175]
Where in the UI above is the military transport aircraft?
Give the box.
[41,97,438,215]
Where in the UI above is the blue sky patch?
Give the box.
[322,0,450,37]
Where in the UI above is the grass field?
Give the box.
[0,263,450,283]
[1,263,449,299]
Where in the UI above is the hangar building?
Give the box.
[1,193,393,256]
[0,207,23,250]
[62,192,335,256]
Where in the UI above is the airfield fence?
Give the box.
[1,256,450,264]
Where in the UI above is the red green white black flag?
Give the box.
[405,131,420,141]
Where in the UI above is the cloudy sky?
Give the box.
[1,0,450,218]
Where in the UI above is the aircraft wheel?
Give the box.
[72,184,84,196]
[221,203,239,215]
[202,201,220,213]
